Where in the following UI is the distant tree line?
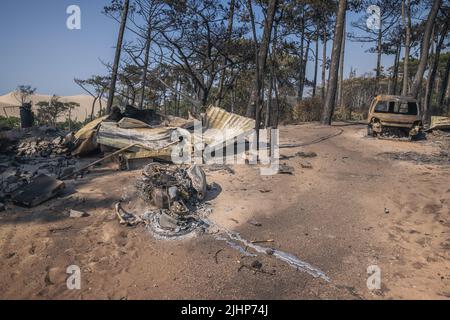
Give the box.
[8,0,446,133]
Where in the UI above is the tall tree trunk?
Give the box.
[163,87,167,116]
[139,24,152,110]
[231,90,236,113]
[179,79,184,116]
[337,19,346,107]
[131,89,136,106]
[273,75,280,129]
[390,42,401,95]
[438,53,450,109]
[321,0,346,125]
[245,0,279,120]
[99,90,105,116]
[312,25,319,97]
[321,23,328,100]
[446,79,450,113]
[298,39,310,101]
[424,23,448,123]
[297,5,306,102]
[175,76,180,116]
[409,0,442,98]
[245,0,260,119]
[266,22,279,128]
[90,97,98,121]
[68,107,72,132]
[202,87,209,107]
[375,26,382,91]
[106,0,130,114]
[266,69,273,128]
[402,0,411,96]
[216,0,236,107]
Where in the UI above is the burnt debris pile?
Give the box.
[135,163,212,238]
[16,135,71,158]
[0,129,75,202]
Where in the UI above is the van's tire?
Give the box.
[410,131,426,141]
[367,125,374,137]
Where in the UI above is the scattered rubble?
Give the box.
[138,164,211,238]
[251,260,263,270]
[11,174,65,208]
[296,151,318,158]
[116,202,144,227]
[378,129,450,165]
[377,127,412,140]
[113,163,213,238]
[203,164,235,175]
[278,164,295,175]
[69,209,89,218]
[378,151,450,165]
[248,219,262,227]
[300,161,313,169]
[0,105,256,209]
[280,151,318,161]
[16,136,71,158]
[428,130,450,154]
[0,128,76,203]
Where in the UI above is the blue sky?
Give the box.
[0,0,392,96]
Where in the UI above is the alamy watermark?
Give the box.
[66,5,81,30]
[168,120,280,176]
[366,5,381,31]
[367,265,381,290]
[66,265,81,290]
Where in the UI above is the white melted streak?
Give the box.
[222,229,331,282]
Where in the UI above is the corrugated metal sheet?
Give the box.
[97,121,183,152]
[430,116,450,131]
[74,106,256,162]
[202,106,255,147]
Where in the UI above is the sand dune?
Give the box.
[0,92,105,122]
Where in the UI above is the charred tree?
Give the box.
[321,24,328,100]
[409,0,442,99]
[321,0,346,125]
[106,0,130,114]
[423,22,448,123]
[246,0,279,120]
[216,0,236,107]
[438,54,450,109]
[312,24,320,97]
[402,0,411,96]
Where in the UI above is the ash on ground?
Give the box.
[378,130,450,165]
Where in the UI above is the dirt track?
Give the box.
[0,123,449,300]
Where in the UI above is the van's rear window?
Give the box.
[374,101,418,115]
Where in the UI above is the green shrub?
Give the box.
[0,116,20,129]
[57,120,84,132]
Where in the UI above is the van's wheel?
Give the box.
[367,125,374,137]
[410,130,425,141]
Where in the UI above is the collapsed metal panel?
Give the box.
[97,121,182,152]
[430,116,450,131]
[202,106,256,148]
[76,106,256,162]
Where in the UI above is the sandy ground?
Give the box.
[0,123,449,300]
